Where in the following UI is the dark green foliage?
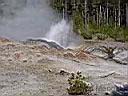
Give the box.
[50,0,128,42]
[67,72,93,95]
[88,23,128,41]
[81,32,92,39]
[123,28,128,41]
[50,0,64,12]
[73,11,85,34]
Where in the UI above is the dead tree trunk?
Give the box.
[84,0,87,31]
[118,0,121,27]
[114,7,117,28]
[99,4,102,26]
[106,1,109,25]
[97,7,99,25]
[126,3,128,27]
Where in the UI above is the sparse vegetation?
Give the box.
[99,46,116,59]
[67,71,93,95]
[87,23,128,42]
[89,45,117,59]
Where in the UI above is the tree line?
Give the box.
[50,0,128,42]
[50,0,128,26]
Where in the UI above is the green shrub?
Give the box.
[67,72,93,95]
[123,28,128,42]
[81,32,92,39]
[94,33,108,40]
[88,23,128,42]
[73,11,85,34]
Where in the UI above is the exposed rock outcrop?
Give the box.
[113,51,128,65]
[85,42,128,65]
[23,38,64,50]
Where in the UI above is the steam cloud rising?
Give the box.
[0,0,83,47]
[0,0,57,40]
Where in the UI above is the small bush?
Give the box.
[81,32,92,39]
[67,72,93,95]
[95,33,108,40]
[88,23,128,42]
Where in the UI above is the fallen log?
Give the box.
[99,71,116,78]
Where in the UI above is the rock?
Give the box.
[85,43,128,64]
[111,84,128,96]
[63,52,75,58]
[72,59,80,63]
[105,91,111,95]
[75,50,93,60]
[115,84,128,91]
[113,51,128,65]
[0,85,6,89]
[36,53,41,57]
[0,37,10,43]
[48,69,52,73]
[58,69,70,75]
[23,59,28,63]
[14,53,21,59]
[37,58,53,64]
[25,39,64,50]
[8,58,13,61]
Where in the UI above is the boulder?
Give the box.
[0,37,10,43]
[85,43,128,64]
[112,84,128,96]
[25,38,64,50]
[113,51,128,65]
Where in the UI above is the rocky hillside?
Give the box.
[0,37,128,96]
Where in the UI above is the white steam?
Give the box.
[0,0,83,47]
[46,19,83,47]
[46,19,70,47]
[0,0,58,40]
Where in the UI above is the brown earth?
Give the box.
[0,39,127,96]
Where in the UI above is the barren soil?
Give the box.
[0,39,128,96]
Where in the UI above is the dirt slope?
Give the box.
[0,39,127,96]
